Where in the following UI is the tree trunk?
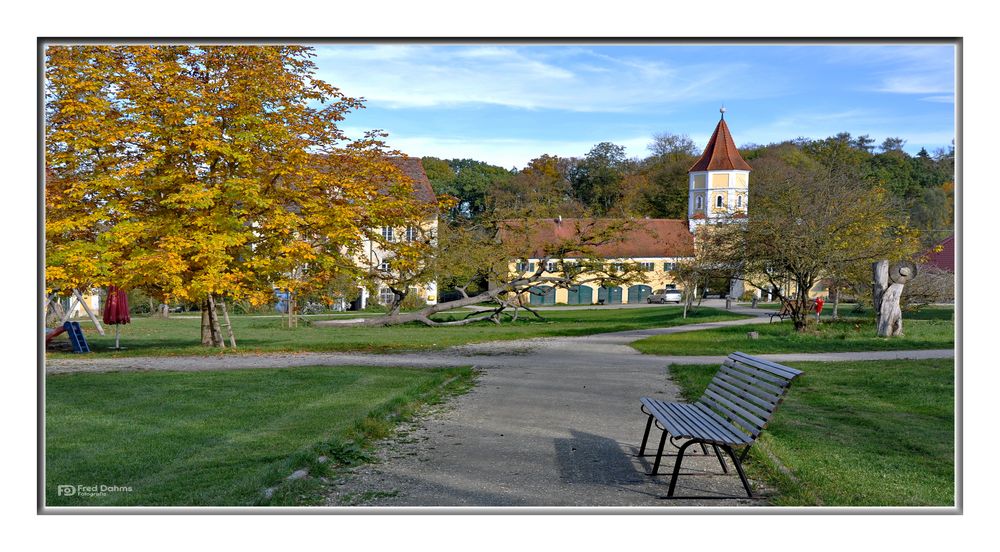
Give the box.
[358,289,496,327]
[47,295,66,327]
[877,283,905,337]
[201,295,225,347]
[832,286,840,319]
[201,302,212,346]
[873,260,904,337]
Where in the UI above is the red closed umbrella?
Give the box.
[102,285,130,349]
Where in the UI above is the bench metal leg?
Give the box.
[712,445,729,474]
[638,414,654,456]
[650,430,669,475]
[666,440,698,497]
[724,445,754,498]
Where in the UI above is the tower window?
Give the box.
[737,195,743,208]
[716,195,723,208]
[695,196,703,209]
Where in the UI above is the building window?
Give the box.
[695,196,703,209]
[716,195,724,208]
[379,287,395,305]
[378,260,390,272]
[547,262,557,272]
[516,261,536,273]
[640,262,654,272]
[405,226,418,242]
[663,262,676,272]
[736,195,743,208]
[381,226,394,242]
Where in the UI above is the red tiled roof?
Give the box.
[389,157,436,204]
[921,235,955,272]
[499,218,694,259]
[688,117,752,172]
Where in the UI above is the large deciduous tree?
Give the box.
[45,45,424,346]
[698,153,919,331]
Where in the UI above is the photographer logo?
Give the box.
[56,484,133,498]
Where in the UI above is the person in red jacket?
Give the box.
[814,296,825,322]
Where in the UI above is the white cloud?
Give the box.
[922,95,955,103]
[825,45,955,98]
[339,125,656,169]
[314,45,776,112]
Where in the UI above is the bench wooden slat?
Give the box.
[705,382,773,423]
[731,351,804,380]
[718,364,786,399]
[644,398,751,445]
[641,397,681,434]
[691,403,755,445]
[699,392,766,435]
[715,368,783,403]
[665,403,733,443]
[708,376,776,413]
[667,402,752,445]
[724,359,792,387]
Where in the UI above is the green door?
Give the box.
[529,285,555,305]
[567,285,593,305]
[628,285,652,304]
[598,286,622,304]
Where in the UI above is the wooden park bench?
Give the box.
[769,302,792,323]
[637,352,803,498]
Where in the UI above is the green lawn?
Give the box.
[668,359,955,506]
[631,306,953,356]
[49,306,750,358]
[45,365,475,506]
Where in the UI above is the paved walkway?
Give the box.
[45,313,954,508]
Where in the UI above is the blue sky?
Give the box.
[311,44,956,169]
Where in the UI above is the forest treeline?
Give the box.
[423,132,954,247]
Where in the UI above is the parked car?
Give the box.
[647,288,683,304]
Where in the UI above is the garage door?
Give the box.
[628,285,652,304]
[598,286,622,304]
[567,285,593,305]
[528,285,556,305]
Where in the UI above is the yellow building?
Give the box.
[353,157,440,309]
[500,218,695,305]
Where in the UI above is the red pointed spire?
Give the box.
[688,115,752,172]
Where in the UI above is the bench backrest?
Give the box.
[697,352,803,441]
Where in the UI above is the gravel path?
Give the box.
[44,312,954,508]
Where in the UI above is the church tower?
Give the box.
[687,107,752,233]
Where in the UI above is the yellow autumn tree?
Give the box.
[45,45,429,346]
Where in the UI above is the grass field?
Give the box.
[667,359,955,506]
[631,306,953,356]
[49,306,750,358]
[45,365,475,506]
